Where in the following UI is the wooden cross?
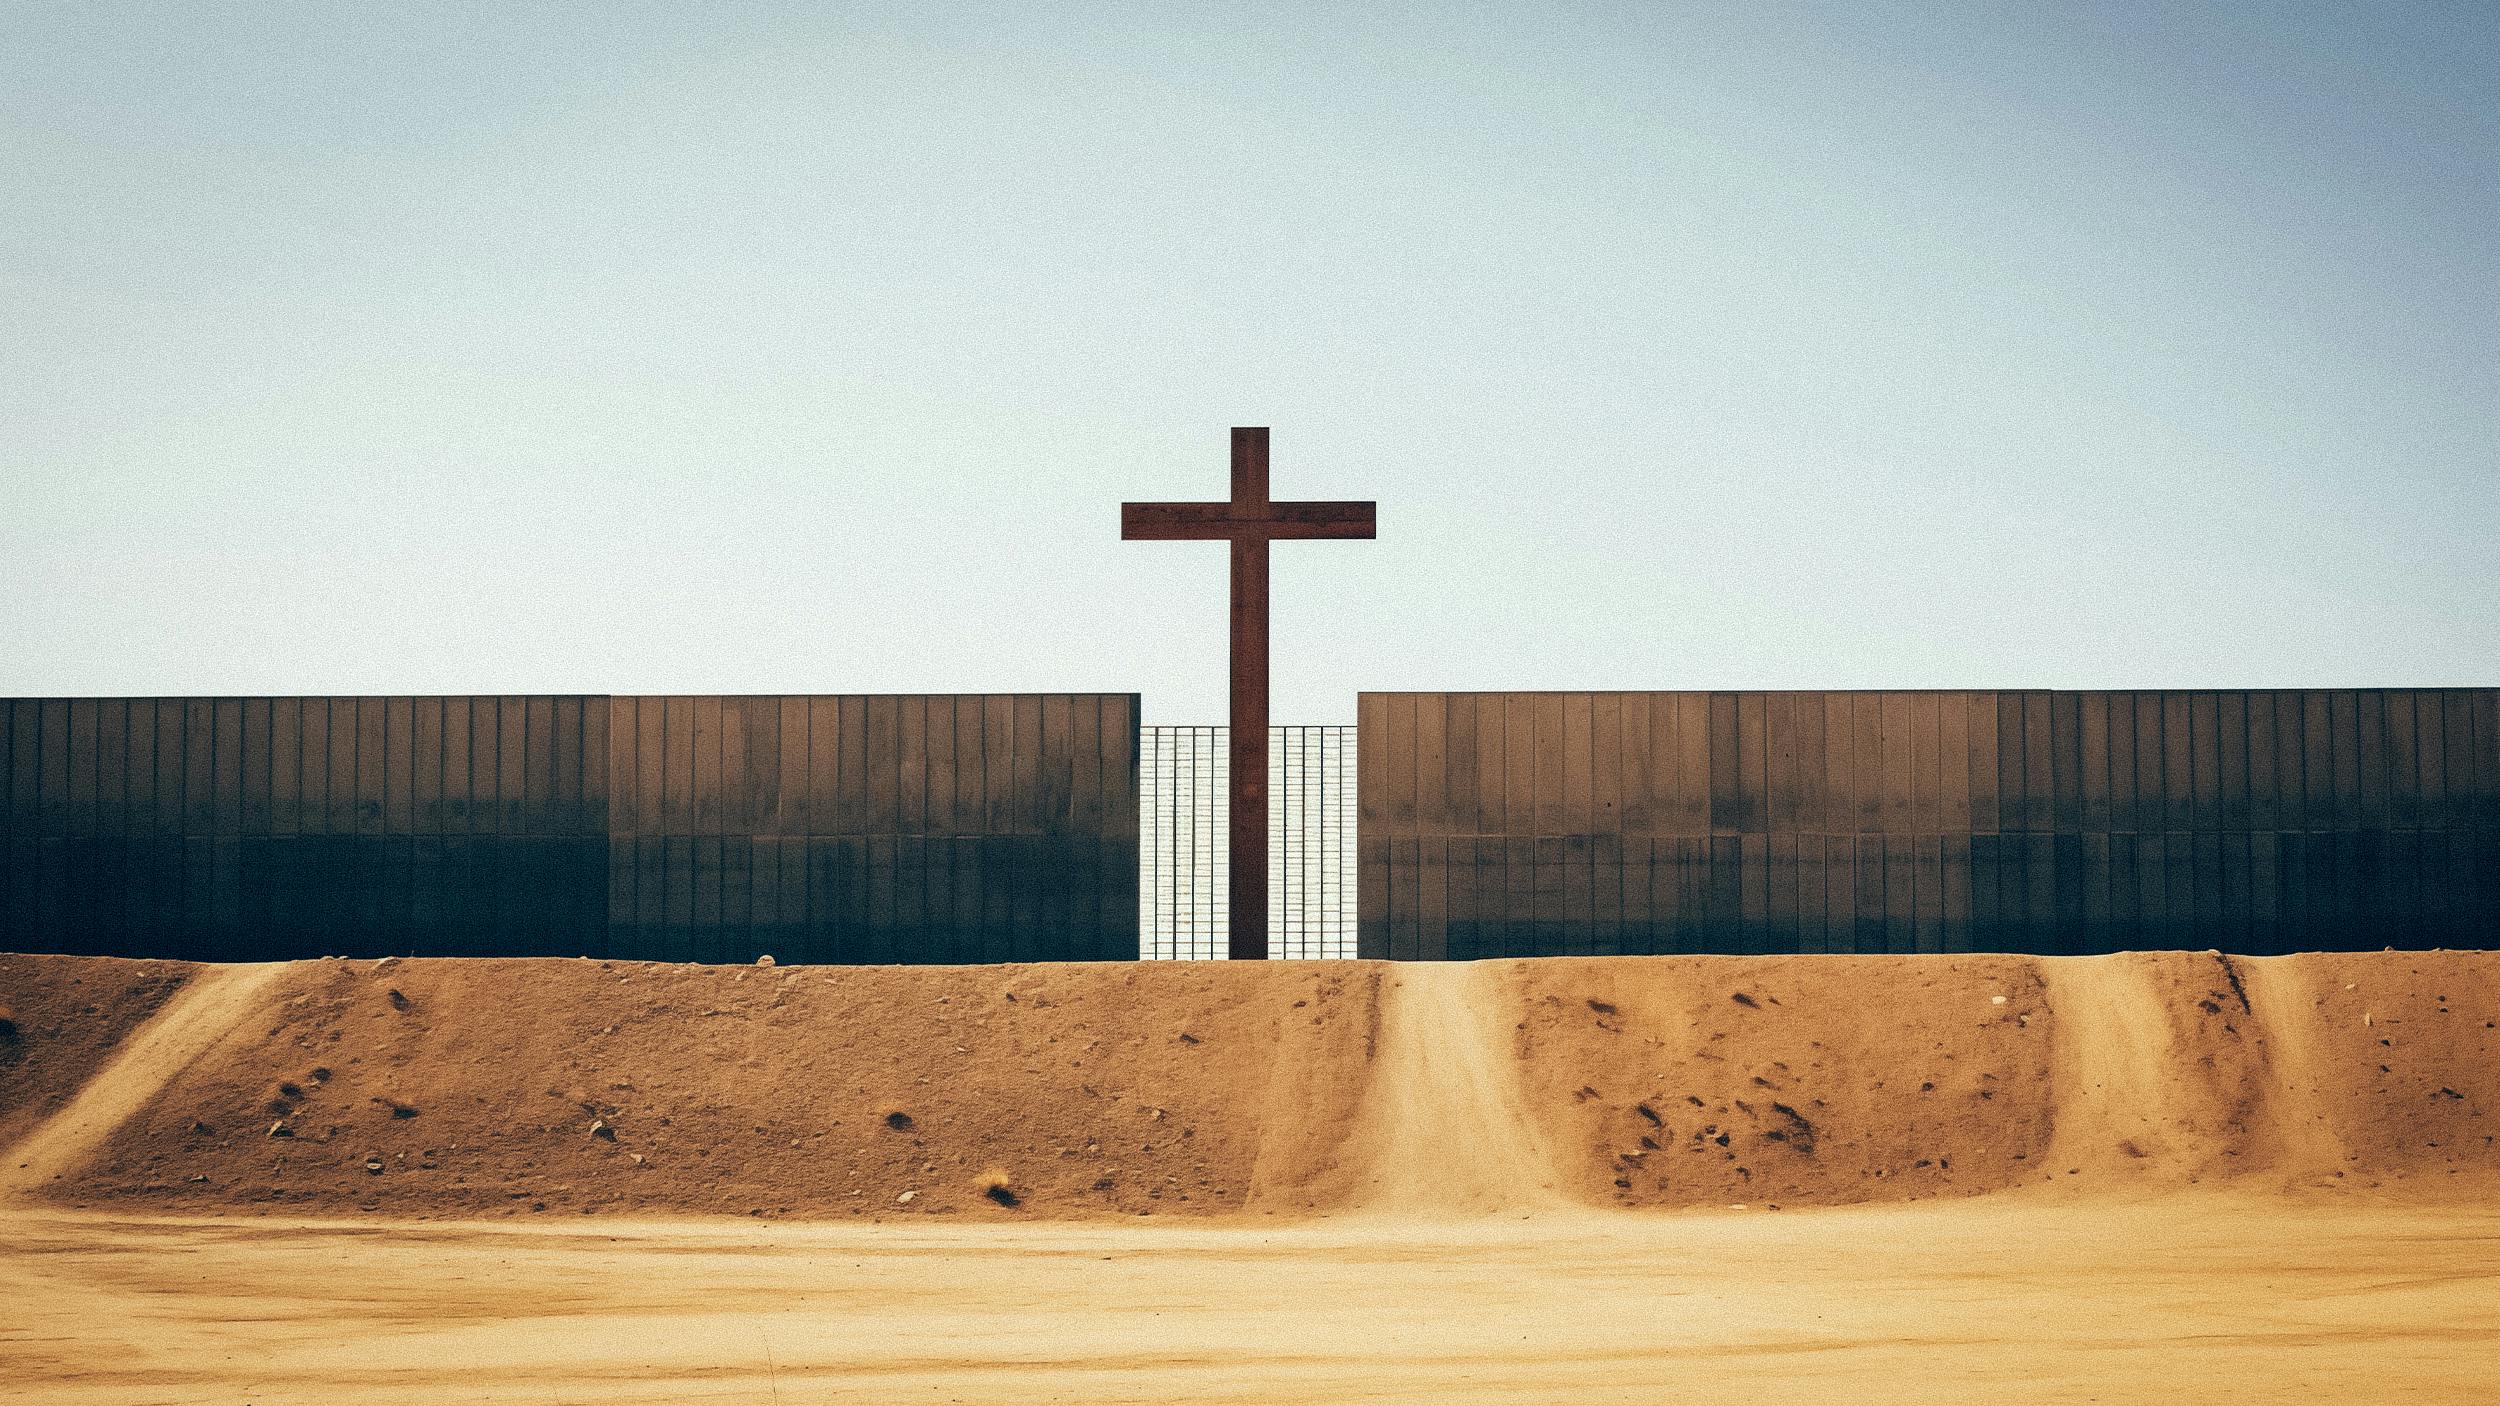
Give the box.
[1122,427,1376,959]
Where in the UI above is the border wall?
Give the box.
[1357,690,2500,958]
[0,694,1138,963]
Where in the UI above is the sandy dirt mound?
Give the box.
[0,956,195,1154]
[5,949,2494,1221]
[48,957,1381,1221]
[1499,950,2498,1209]
[2240,952,2500,1188]
[1,964,290,1200]
[1496,954,2061,1208]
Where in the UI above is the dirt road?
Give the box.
[1336,962,1571,1216]
[5,1193,2497,1403]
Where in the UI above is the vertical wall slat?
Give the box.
[1472,693,1506,837]
[949,695,982,840]
[2218,692,2250,834]
[1852,695,1885,837]
[2415,694,2448,830]
[408,698,442,835]
[981,697,1015,961]
[2330,690,2363,834]
[1707,693,1739,835]
[607,697,640,836]
[124,701,158,845]
[179,699,214,835]
[801,696,838,835]
[1993,693,2025,835]
[2049,692,2082,835]
[382,696,414,836]
[5,700,33,837]
[349,697,383,838]
[1881,693,1916,837]
[1733,692,1767,837]
[1966,693,1999,836]
[1531,694,1567,840]
[2106,692,2139,835]
[2131,693,2164,835]
[582,696,611,837]
[2189,692,2221,834]
[1910,691,1943,836]
[1824,694,1857,841]
[2022,692,2054,839]
[658,697,693,836]
[1415,692,1448,837]
[67,699,99,838]
[1793,693,1830,837]
[693,696,725,838]
[773,697,808,836]
[2078,692,2110,835]
[548,696,581,836]
[492,696,525,837]
[1763,694,1798,833]
[2299,691,2333,835]
[1450,693,1485,839]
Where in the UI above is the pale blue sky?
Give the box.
[4,3,2494,721]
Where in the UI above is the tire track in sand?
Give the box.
[2036,954,2228,1182]
[1338,962,1575,1218]
[2227,955,2352,1180]
[1,961,287,1202]
[2037,952,2345,1187]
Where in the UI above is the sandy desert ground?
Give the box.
[3,949,2496,1402]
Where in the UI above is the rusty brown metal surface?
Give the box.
[0,693,1141,964]
[1121,500,1379,539]
[1356,689,2500,960]
[1124,427,1376,959]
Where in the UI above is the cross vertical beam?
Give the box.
[1228,428,1272,959]
[1122,427,1375,959]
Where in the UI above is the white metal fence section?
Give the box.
[1140,725,1358,959]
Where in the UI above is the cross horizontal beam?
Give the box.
[1120,500,1377,541]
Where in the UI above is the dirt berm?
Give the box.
[0,955,193,1154]
[2,950,2491,1220]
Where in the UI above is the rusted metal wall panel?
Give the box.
[1359,690,2500,958]
[0,694,1137,964]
